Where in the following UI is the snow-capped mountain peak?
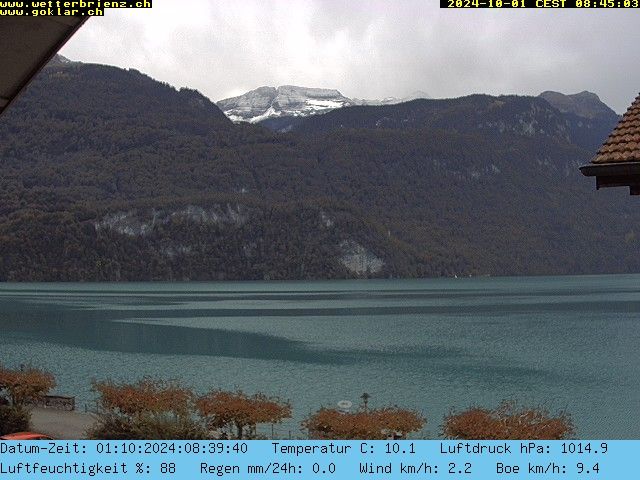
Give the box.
[217,85,354,123]
[217,86,431,123]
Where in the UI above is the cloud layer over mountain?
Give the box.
[61,0,640,114]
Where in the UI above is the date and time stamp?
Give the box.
[442,0,639,8]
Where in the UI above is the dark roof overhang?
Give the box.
[580,161,640,195]
[0,17,88,117]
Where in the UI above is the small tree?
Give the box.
[442,401,574,440]
[197,390,291,439]
[0,365,56,406]
[303,406,425,440]
[93,378,193,418]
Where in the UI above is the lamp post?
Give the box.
[360,392,370,412]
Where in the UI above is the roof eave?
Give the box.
[580,161,640,195]
[580,161,640,177]
[0,16,89,117]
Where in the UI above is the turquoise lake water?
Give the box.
[0,275,638,438]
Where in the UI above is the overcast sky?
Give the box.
[60,0,640,113]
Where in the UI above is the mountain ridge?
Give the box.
[286,93,616,152]
[539,90,619,121]
[218,83,617,131]
[1,60,638,281]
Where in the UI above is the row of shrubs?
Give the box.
[0,365,575,440]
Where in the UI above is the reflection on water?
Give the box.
[1,275,639,438]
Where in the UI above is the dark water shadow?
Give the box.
[42,300,640,319]
[0,299,355,364]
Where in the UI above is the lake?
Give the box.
[0,275,638,438]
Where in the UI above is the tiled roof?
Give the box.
[592,93,640,164]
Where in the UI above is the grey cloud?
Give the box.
[61,0,640,113]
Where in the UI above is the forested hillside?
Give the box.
[0,60,637,281]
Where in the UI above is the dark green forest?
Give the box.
[0,61,638,281]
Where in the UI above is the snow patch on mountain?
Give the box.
[352,90,431,106]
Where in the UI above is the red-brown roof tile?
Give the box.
[592,93,640,164]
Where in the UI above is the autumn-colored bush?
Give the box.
[90,378,202,440]
[93,378,193,418]
[442,401,574,440]
[0,405,31,436]
[303,407,425,440]
[0,365,56,406]
[197,390,291,439]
